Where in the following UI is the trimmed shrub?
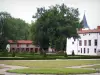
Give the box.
[56,51,65,56]
[2,49,8,57]
[64,52,68,57]
[12,52,15,57]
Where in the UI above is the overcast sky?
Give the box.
[0,0,100,29]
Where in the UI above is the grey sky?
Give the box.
[0,0,100,29]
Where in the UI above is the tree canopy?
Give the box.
[0,12,29,50]
[31,4,80,52]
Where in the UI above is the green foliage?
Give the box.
[0,12,29,50]
[7,68,96,74]
[0,54,100,60]
[0,49,8,57]
[31,4,80,53]
[56,51,64,55]
[12,52,16,57]
[64,52,68,57]
[3,49,8,56]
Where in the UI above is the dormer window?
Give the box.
[72,42,74,44]
[74,38,76,41]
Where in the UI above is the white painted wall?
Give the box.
[6,44,10,52]
[97,33,100,55]
[10,44,17,48]
[66,38,78,55]
[66,32,100,56]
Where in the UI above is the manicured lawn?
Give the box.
[83,65,100,69]
[0,60,100,68]
[7,68,96,74]
[0,60,99,74]
[0,66,4,69]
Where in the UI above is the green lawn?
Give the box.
[0,66,4,69]
[83,65,100,69]
[7,68,96,74]
[0,60,100,68]
[0,60,100,74]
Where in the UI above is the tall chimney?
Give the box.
[97,26,100,29]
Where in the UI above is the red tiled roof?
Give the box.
[8,40,32,44]
[77,29,100,34]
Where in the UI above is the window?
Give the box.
[30,48,33,52]
[84,40,87,46]
[88,40,91,46]
[94,39,97,46]
[78,50,80,53]
[83,34,86,36]
[72,42,74,44]
[22,48,24,50]
[12,48,15,50]
[94,48,96,53]
[81,48,82,53]
[26,48,29,52]
[74,39,76,41]
[30,48,33,50]
[17,48,19,50]
[79,40,82,46]
[17,44,19,47]
[26,44,28,47]
[35,48,38,53]
[84,48,85,53]
[98,49,100,52]
[87,48,89,53]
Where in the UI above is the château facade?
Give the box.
[66,14,100,56]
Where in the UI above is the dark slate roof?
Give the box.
[82,14,90,28]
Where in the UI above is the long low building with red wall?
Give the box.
[7,40,40,53]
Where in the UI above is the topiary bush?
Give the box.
[2,49,8,57]
[12,52,16,57]
[64,52,68,57]
[56,51,65,56]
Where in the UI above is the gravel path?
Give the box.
[0,64,100,75]
[66,64,100,69]
[0,64,28,75]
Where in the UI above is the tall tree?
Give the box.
[0,12,29,50]
[31,4,80,53]
[0,12,12,49]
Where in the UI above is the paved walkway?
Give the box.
[0,64,28,75]
[0,64,100,75]
[66,64,100,69]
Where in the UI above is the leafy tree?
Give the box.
[0,12,29,50]
[9,18,29,40]
[0,12,11,50]
[31,4,80,54]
